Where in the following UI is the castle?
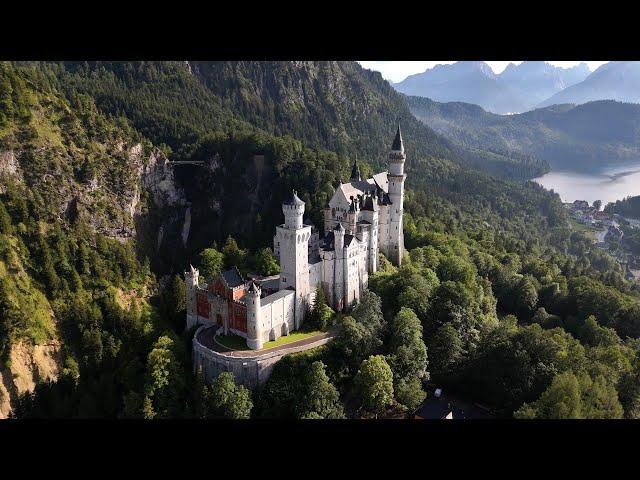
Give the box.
[185,126,406,349]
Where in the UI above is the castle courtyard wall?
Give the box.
[192,326,334,389]
[259,289,295,342]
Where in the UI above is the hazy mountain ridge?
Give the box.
[407,95,640,171]
[538,61,640,108]
[501,61,591,105]
[392,61,591,114]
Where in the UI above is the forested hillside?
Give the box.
[605,195,640,220]
[407,95,640,172]
[2,61,640,419]
[0,62,175,417]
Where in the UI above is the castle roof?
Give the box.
[247,281,260,293]
[344,234,355,247]
[334,222,345,232]
[362,195,377,211]
[392,124,404,151]
[331,171,388,211]
[283,189,305,206]
[350,157,362,182]
[220,267,245,289]
[261,289,295,306]
[321,230,360,251]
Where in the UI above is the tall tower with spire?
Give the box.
[275,189,311,329]
[387,125,406,265]
[350,155,362,182]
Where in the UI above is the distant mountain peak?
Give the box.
[393,61,590,114]
[537,61,640,108]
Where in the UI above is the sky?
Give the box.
[358,61,610,83]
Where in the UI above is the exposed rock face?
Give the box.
[0,150,23,192]
[40,143,187,242]
[181,206,191,246]
[0,340,63,419]
[139,148,186,209]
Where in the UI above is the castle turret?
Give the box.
[246,281,263,350]
[332,222,346,311]
[350,156,362,182]
[323,202,332,236]
[334,222,345,251]
[346,196,358,234]
[275,189,312,329]
[387,125,406,265]
[185,265,199,328]
[361,193,379,273]
[283,189,305,230]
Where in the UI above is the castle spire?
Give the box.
[350,154,362,182]
[392,124,404,152]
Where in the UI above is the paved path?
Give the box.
[197,326,338,358]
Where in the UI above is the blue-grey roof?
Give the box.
[220,267,244,288]
[284,189,305,206]
[344,234,355,247]
[392,124,403,151]
[350,158,362,181]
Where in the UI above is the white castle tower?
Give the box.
[275,190,311,329]
[387,125,406,265]
[185,264,199,328]
[245,281,263,350]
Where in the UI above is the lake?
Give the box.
[533,162,640,206]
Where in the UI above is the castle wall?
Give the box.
[192,326,334,390]
[378,204,390,256]
[320,251,336,309]
[309,260,323,293]
[259,289,295,344]
[344,243,361,309]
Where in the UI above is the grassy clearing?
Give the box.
[0,238,56,345]
[215,333,250,351]
[569,218,600,240]
[261,330,324,350]
[215,329,325,351]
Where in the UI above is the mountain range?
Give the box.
[393,61,640,114]
[392,61,592,114]
[537,61,640,108]
[406,95,640,171]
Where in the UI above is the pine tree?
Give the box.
[308,285,330,330]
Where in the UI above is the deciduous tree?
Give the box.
[355,355,394,417]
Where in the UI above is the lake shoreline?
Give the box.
[533,161,640,206]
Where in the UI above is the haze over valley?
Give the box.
[371,61,640,205]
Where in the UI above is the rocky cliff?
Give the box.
[0,340,62,418]
[0,62,185,417]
